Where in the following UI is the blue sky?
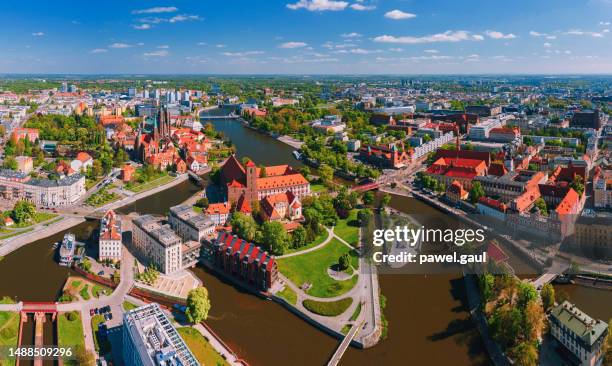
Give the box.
[2,0,612,74]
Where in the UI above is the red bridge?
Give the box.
[351,182,380,192]
[21,302,58,314]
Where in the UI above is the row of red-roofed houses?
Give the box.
[426,148,586,241]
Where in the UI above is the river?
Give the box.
[0,116,609,366]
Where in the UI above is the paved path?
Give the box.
[0,216,84,257]
[192,324,245,366]
[276,227,334,259]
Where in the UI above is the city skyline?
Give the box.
[3,0,612,74]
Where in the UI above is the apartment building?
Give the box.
[168,204,216,242]
[0,169,86,207]
[99,210,122,261]
[123,303,199,366]
[132,215,182,275]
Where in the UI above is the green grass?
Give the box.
[57,312,85,349]
[311,183,329,193]
[92,285,110,298]
[127,174,174,193]
[91,314,111,354]
[71,280,82,288]
[303,298,353,317]
[284,230,329,255]
[0,228,33,240]
[177,327,229,366]
[85,188,121,207]
[0,297,12,305]
[79,285,91,300]
[11,212,58,228]
[276,286,297,305]
[192,206,203,213]
[122,301,139,312]
[334,209,359,246]
[277,238,359,298]
[0,312,20,365]
[349,302,362,321]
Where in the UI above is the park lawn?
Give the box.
[177,327,229,366]
[334,209,359,247]
[283,230,329,255]
[0,297,14,304]
[303,298,352,317]
[310,183,328,194]
[92,285,111,298]
[277,238,359,298]
[85,189,121,208]
[11,212,58,229]
[79,285,91,300]
[0,311,19,366]
[192,206,203,214]
[127,174,174,193]
[57,312,85,349]
[122,301,139,312]
[276,286,297,305]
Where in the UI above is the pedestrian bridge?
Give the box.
[352,182,379,193]
[21,302,58,314]
[531,273,558,290]
[327,320,364,366]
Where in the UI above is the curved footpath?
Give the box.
[0,216,85,257]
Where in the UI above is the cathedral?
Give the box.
[135,105,172,162]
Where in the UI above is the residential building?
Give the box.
[475,170,548,201]
[11,127,39,143]
[205,202,231,226]
[445,180,468,203]
[121,163,136,183]
[207,232,279,292]
[70,152,94,172]
[311,115,346,134]
[123,303,199,366]
[359,143,411,169]
[573,211,612,258]
[549,301,608,366]
[570,110,602,129]
[0,169,86,207]
[468,118,503,140]
[132,215,182,275]
[465,105,502,117]
[168,204,216,242]
[99,210,122,261]
[489,127,521,142]
[15,156,33,174]
[347,139,361,152]
[260,191,302,222]
[593,166,612,209]
[426,155,488,190]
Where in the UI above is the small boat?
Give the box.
[292,150,302,160]
[58,233,76,266]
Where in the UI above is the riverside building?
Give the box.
[98,210,122,261]
[0,169,86,207]
[123,303,199,366]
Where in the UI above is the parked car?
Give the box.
[98,271,104,276]
[94,308,99,315]
[90,309,95,316]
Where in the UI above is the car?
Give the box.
[90,309,95,316]
[94,308,99,315]
[104,313,110,321]
[108,313,113,320]
[98,271,104,276]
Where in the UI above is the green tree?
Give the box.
[469,181,485,204]
[517,282,538,309]
[11,200,35,223]
[231,212,258,242]
[357,208,372,226]
[510,342,538,366]
[291,226,307,249]
[569,175,585,196]
[362,191,375,205]
[479,273,495,303]
[262,221,289,255]
[534,198,548,216]
[2,156,17,170]
[185,286,211,323]
[338,253,351,271]
[318,164,334,183]
[195,197,209,209]
[540,283,555,312]
[379,193,391,209]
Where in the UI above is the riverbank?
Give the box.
[95,173,189,213]
[276,135,304,149]
[0,216,85,257]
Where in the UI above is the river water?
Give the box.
[0,116,609,366]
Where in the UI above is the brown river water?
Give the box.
[0,117,609,366]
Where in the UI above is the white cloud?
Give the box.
[543,42,552,48]
[32,32,44,36]
[389,48,403,52]
[373,30,483,44]
[424,49,439,53]
[599,21,611,26]
[136,42,145,46]
[221,51,265,57]
[143,50,169,57]
[384,10,416,20]
[132,7,178,14]
[90,48,107,53]
[287,0,348,11]
[563,29,604,37]
[215,44,227,48]
[529,31,556,40]
[341,32,362,38]
[169,14,200,23]
[350,3,375,10]
[157,45,169,49]
[485,30,516,39]
[279,41,308,48]
[133,24,151,30]
[109,43,132,48]
[197,42,207,46]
